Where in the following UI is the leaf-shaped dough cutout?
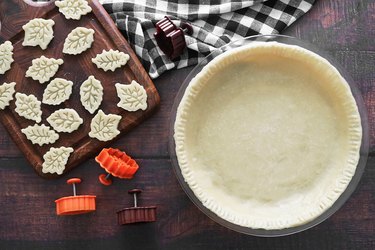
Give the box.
[21,124,59,146]
[88,110,121,141]
[0,82,16,110]
[63,27,95,55]
[80,75,103,114]
[22,18,55,50]
[47,108,83,133]
[42,78,73,105]
[0,41,14,74]
[15,93,42,123]
[55,0,92,20]
[92,49,130,72]
[115,80,148,112]
[26,56,64,84]
[42,146,73,175]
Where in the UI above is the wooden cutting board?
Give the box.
[0,0,160,178]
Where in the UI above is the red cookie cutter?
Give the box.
[117,189,157,225]
[154,16,193,60]
[95,148,139,186]
[55,178,96,215]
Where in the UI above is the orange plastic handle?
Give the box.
[67,178,81,185]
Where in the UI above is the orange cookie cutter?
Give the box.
[117,189,157,225]
[95,148,139,186]
[55,178,96,215]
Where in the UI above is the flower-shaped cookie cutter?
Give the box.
[95,148,139,186]
[55,178,96,215]
[154,16,193,60]
[117,189,157,225]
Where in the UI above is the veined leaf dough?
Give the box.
[80,75,103,114]
[115,80,147,112]
[22,18,55,50]
[15,93,42,123]
[42,78,73,105]
[42,146,73,175]
[63,27,95,55]
[88,110,121,141]
[0,41,14,74]
[21,124,59,146]
[47,108,83,133]
[174,42,362,230]
[92,49,130,72]
[55,0,92,20]
[26,56,64,84]
[0,82,16,110]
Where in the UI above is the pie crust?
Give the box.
[174,42,362,230]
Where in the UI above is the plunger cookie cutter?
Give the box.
[117,189,157,225]
[154,16,193,60]
[95,148,139,186]
[55,178,96,215]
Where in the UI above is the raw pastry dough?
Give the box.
[21,124,59,146]
[47,108,83,133]
[0,41,14,74]
[26,56,64,84]
[80,75,103,114]
[15,93,42,123]
[92,49,130,72]
[88,110,121,141]
[55,0,92,20]
[115,80,147,112]
[42,146,73,175]
[22,18,54,50]
[63,27,95,55]
[174,42,362,230]
[42,78,73,105]
[0,82,16,110]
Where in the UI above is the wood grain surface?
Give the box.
[0,0,160,178]
[1,0,375,249]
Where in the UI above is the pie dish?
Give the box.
[173,38,363,231]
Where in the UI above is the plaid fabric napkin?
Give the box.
[100,0,315,79]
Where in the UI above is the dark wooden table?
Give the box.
[1,0,375,249]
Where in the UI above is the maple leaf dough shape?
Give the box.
[22,18,55,50]
[63,27,95,55]
[47,108,83,133]
[0,41,14,74]
[0,82,16,110]
[26,56,64,84]
[55,0,92,20]
[92,49,130,72]
[80,75,103,114]
[42,146,74,175]
[88,110,121,142]
[15,93,42,123]
[115,80,148,112]
[42,78,73,105]
[21,124,59,146]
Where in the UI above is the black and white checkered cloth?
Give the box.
[100,0,315,79]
